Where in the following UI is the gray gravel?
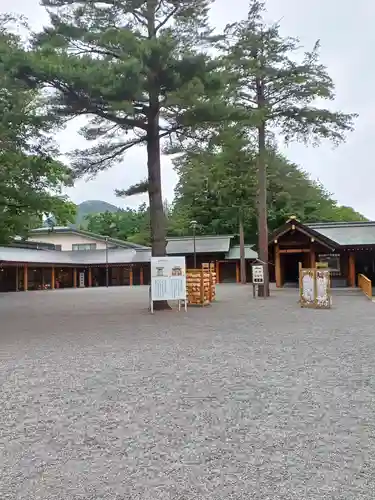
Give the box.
[1,285,375,499]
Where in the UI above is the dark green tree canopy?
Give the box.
[0,0,237,277]
[0,21,76,244]
[84,203,151,245]
[172,125,366,243]
[6,0,230,175]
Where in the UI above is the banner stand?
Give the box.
[150,256,187,314]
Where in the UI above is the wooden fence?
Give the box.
[358,273,372,299]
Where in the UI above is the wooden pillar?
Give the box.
[349,252,356,287]
[236,261,240,283]
[73,268,77,288]
[140,266,144,286]
[51,266,55,290]
[23,264,28,291]
[310,249,316,269]
[129,266,133,286]
[88,267,92,287]
[275,244,282,288]
[216,261,220,284]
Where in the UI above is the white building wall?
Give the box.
[28,233,115,251]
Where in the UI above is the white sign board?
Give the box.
[150,257,186,307]
[79,272,85,288]
[252,264,264,284]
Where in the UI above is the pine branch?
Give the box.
[116,179,149,198]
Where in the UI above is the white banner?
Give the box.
[151,257,186,301]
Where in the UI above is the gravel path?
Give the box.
[1,285,375,499]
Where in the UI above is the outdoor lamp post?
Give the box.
[105,236,109,287]
[190,220,198,269]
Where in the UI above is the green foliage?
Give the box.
[222,0,356,144]
[0,23,75,244]
[2,0,234,258]
[173,125,366,242]
[0,2,360,255]
[76,200,119,225]
[84,203,151,245]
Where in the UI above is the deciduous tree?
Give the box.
[0,23,75,244]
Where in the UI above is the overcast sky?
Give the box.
[2,0,374,218]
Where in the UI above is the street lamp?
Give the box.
[190,220,198,269]
[105,236,109,287]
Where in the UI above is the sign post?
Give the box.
[150,257,187,313]
[252,263,265,299]
[79,272,85,288]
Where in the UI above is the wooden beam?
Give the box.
[51,266,55,290]
[348,252,356,287]
[275,244,282,288]
[23,265,28,291]
[140,266,144,286]
[279,248,310,254]
[236,261,240,283]
[216,261,220,283]
[73,268,77,288]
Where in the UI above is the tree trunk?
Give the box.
[147,131,166,257]
[147,0,170,310]
[256,72,270,297]
[256,121,269,297]
[239,213,246,284]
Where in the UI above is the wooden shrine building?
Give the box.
[0,229,258,292]
[269,218,375,288]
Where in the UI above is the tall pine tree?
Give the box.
[222,0,356,295]
[2,1,232,306]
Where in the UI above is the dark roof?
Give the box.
[269,218,337,250]
[29,227,150,250]
[166,235,234,254]
[307,221,375,246]
[11,239,56,251]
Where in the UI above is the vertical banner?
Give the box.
[300,268,331,309]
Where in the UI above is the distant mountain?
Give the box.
[76,200,120,226]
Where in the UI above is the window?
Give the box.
[317,253,340,274]
[72,243,97,251]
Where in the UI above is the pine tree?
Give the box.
[3,0,233,306]
[223,0,356,295]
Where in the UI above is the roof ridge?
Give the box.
[28,226,150,249]
[308,221,375,227]
[167,235,234,240]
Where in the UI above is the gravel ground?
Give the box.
[1,285,375,499]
